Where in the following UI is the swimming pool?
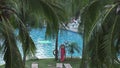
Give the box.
[0,28,83,65]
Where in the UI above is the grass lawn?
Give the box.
[0,58,81,68]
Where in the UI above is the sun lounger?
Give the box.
[64,63,72,68]
[56,63,63,68]
[31,62,38,68]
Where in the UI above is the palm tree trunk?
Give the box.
[55,33,58,61]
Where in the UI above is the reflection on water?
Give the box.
[0,28,83,65]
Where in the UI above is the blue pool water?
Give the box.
[0,28,83,65]
[30,28,83,58]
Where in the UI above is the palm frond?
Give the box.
[81,0,119,68]
[87,2,120,68]
[18,19,36,56]
[0,18,24,68]
[26,0,65,39]
[67,42,80,54]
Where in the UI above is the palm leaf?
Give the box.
[101,6,120,67]
[86,2,120,68]
[0,18,24,68]
[81,0,118,68]
[26,0,65,38]
[67,42,80,54]
[81,1,106,67]
[18,18,36,57]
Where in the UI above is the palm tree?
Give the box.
[0,0,25,68]
[66,42,80,58]
[18,0,65,63]
[80,0,120,68]
[0,0,66,68]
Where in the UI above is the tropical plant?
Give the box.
[66,42,80,58]
[0,0,66,68]
[80,0,120,68]
[0,19,25,68]
[0,0,25,68]
[19,0,66,62]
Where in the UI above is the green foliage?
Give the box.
[81,0,120,68]
[26,0,65,39]
[66,42,80,58]
[0,0,66,68]
[0,19,24,68]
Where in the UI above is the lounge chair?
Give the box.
[64,63,72,68]
[31,62,38,68]
[56,63,63,68]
